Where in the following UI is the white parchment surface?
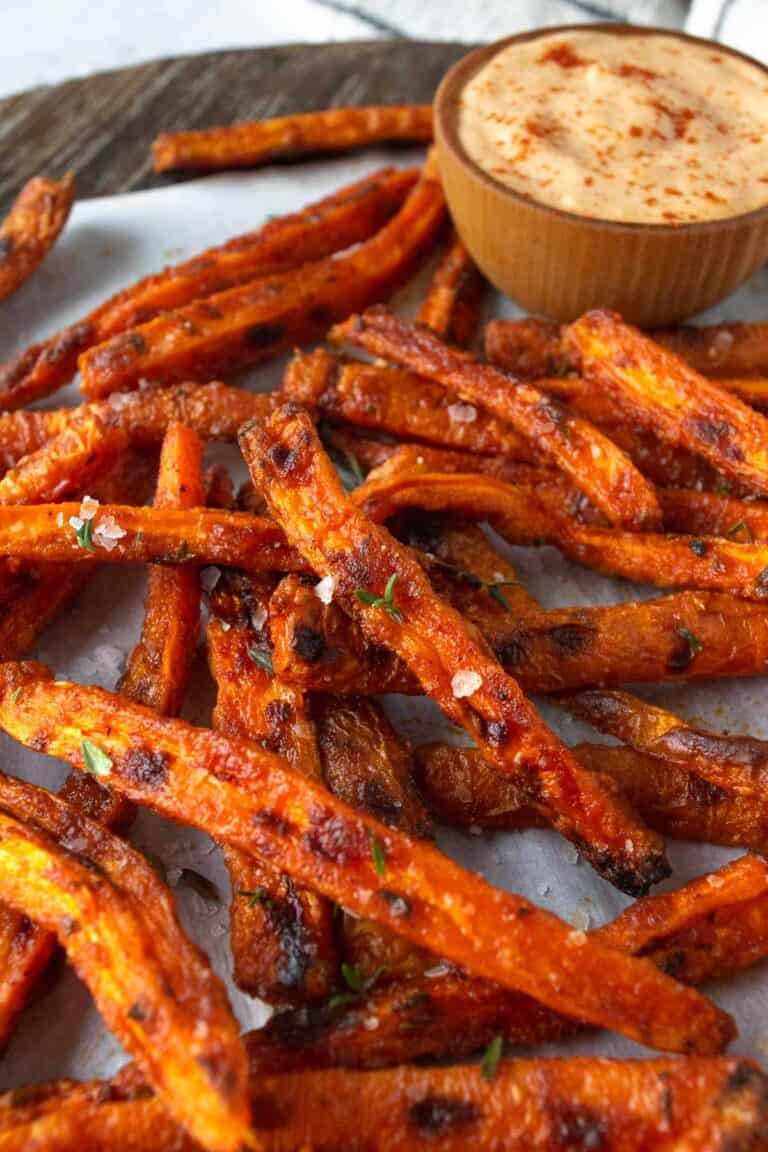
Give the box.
[0,150,767,1089]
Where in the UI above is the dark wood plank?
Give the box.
[0,41,468,215]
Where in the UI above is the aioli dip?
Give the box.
[457,30,768,224]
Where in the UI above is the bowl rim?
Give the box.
[435,22,768,237]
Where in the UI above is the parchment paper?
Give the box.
[0,150,766,1089]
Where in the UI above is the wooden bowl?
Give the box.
[434,25,768,327]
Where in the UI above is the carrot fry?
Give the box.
[0,413,130,506]
[78,162,445,397]
[416,742,768,854]
[0,773,250,1152]
[354,467,768,601]
[486,316,768,387]
[3,1056,766,1151]
[566,310,768,498]
[0,175,75,303]
[118,424,204,716]
[0,503,303,572]
[0,663,729,1054]
[283,348,534,459]
[561,688,768,800]
[152,105,433,172]
[242,404,669,895]
[416,232,485,347]
[0,168,415,409]
[314,693,432,982]
[208,570,337,1004]
[331,306,661,530]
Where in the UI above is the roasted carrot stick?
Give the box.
[331,307,661,530]
[416,232,485,347]
[152,105,433,172]
[567,310,768,498]
[0,662,730,1054]
[208,569,337,1004]
[486,316,768,387]
[562,688,768,800]
[0,168,415,409]
[119,423,203,716]
[0,773,250,1152]
[3,1056,765,1151]
[0,175,75,303]
[242,403,668,895]
[78,161,445,397]
[416,742,768,854]
[0,412,129,506]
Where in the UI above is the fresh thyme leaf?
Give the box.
[341,962,363,993]
[239,887,271,909]
[481,1034,504,1081]
[10,687,21,705]
[714,479,731,496]
[355,573,404,623]
[486,580,520,612]
[355,589,381,607]
[677,627,703,654]
[179,869,220,903]
[81,738,112,777]
[247,647,274,676]
[370,834,386,877]
[345,452,365,485]
[73,518,95,552]
[726,517,753,541]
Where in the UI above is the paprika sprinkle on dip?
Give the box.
[457,29,768,224]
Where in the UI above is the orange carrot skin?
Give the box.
[0,175,75,303]
[208,570,338,1004]
[152,105,433,172]
[0,662,732,1056]
[416,234,485,347]
[78,165,446,397]
[0,168,415,409]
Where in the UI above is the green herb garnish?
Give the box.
[677,627,703,654]
[341,962,364,993]
[726,517,753,542]
[355,573,403,623]
[81,738,112,777]
[329,963,386,1009]
[10,687,21,705]
[481,1034,503,1081]
[247,647,274,676]
[486,580,521,612]
[370,834,387,877]
[73,518,95,552]
[345,452,365,485]
[239,887,272,909]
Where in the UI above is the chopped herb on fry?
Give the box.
[370,833,387,877]
[247,647,274,676]
[356,572,404,623]
[481,1034,504,1080]
[10,687,21,705]
[81,738,112,777]
[677,627,703,654]
[239,887,272,909]
[726,518,753,542]
[73,517,95,552]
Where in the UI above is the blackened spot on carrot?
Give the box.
[549,624,589,655]
[667,636,696,672]
[360,778,404,826]
[40,322,94,364]
[377,889,411,918]
[659,950,686,979]
[268,443,299,475]
[409,1096,480,1137]
[15,915,34,939]
[127,333,147,354]
[122,747,169,790]
[252,809,294,837]
[689,539,707,557]
[268,1003,323,1047]
[264,699,294,728]
[725,1063,764,1094]
[551,1105,606,1148]
[483,719,509,747]
[310,306,334,328]
[686,773,728,805]
[304,803,368,864]
[496,631,532,669]
[196,302,223,320]
[29,731,51,754]
[693,418,736,448]
[292,624,327,663]
[0,237,12,262]
[247,323,284,348]
[197,1052,241,1099]
[263,880,313,989]
[127,1000,151,1022]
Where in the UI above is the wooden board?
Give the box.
[0,40,468,215]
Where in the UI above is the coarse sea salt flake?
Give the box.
[451,669,482,698]
[567,929,587,947]
[314,575,336,605]
[707,873,725,888]
[69,516,84,532]
[79,496,99,520]
[93,516,127,551]
[447,402,477,424]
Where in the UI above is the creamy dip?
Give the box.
[457,30,768,224]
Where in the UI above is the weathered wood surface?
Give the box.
[0,41,468,215]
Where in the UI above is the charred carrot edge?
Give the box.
[242,403,670,897]
[0,773,250,1152]
[3,1057,766,1151]
[78,161,445,397]
[417,740,768,855]
[566,310,768,498]
[152,105,433,172]
[0,175,75,304]
[119,424,204,717]
[331,306,661,530]
[416,233,485,347]
[314,693,432,982]
[0,169,415,410]
[0,662,731,1055]
[353,468,768,602]
[208,570,337,1004]
[561,688,768,800]
[486,316,768,388]
[0,503,303,572]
